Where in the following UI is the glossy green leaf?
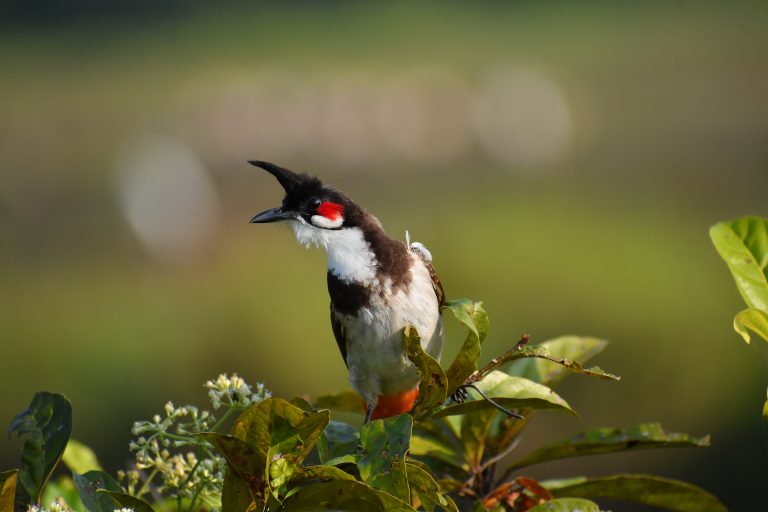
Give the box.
[547,474,727,512]
[314,391,364,414]
[0,471,17,512]
[505,337,609,388]
[405,462,457,512]
[98,491,156,512]
[73,471,121,512]
[710,216,768,312]
[404,326,448,418]
[281,480,416,512]
[317,421,359,465]
[443,299,489,393]
[432,371,574,418]
[358,414,412,502]
[505,423,709,474]
[733,307,768,344]
[528,498,600,512]
[8,392,72,510]
[62,440,102,474]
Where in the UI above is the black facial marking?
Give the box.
[327,271,371,315]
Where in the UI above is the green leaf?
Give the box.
[221,470,257,512]
[432,371,574,418]
[232,398,330,487]
[505,423,709,474]
[358,414,412,502]
[314,391,364,414]
[528,498,600,512]
[409,435,466,471]
[8,392,72,511]
[73,471,121,512]
[443,299,489,393]
[505,337,609,388]
[405,462,457,512]
[62,440,102,474]
[281,480,416,512]
[499,346,619,382]
[548,474,727,512]
[99,491,155,512]
[710,216,768,312]
[733,307,768,344]
[764,387,768,421]
[290,465,356,483]
[403,326,448,418]
[0,471,17,512]
[202,433,265,502]
[317,421,360,465]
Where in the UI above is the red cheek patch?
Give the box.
[317,201,345,220]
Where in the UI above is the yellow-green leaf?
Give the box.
[62,439,102,474]
[0,470,17,512]
[733,307,768,344]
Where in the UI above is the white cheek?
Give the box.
[311,215,344,229]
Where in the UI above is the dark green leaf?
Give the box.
[317,421,359,465]
[733,307,768,344]
[358,414,412,502]
[8,392,72,511]
[314,391,364,414]
[406,462,457,512]
[221,469,257,512]
[281,480,416,512]
[443,299,489,393]
[528,498,600,511]
[432,371,574,418]
[0,470,17,512]
[73,471,121,512]
[710,216,768,312]
[403,326,448,418]
[506,423,709,474]
[505,337,609,387]
[547,474,727,512]
[98,491,155,512]
[289,397,315,412]
[62,440,102,474]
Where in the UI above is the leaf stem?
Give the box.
[136,467,159,497]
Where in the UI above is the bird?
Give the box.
[249,160,445,422]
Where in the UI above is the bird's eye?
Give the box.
[308,197,322,210]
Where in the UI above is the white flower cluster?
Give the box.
[204,373,271,410]
[124,374,271,505]
[27,499,105,512]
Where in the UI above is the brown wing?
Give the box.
[330,304,349,368]
[411,247,445,307]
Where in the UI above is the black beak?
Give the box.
[250,207,296,224]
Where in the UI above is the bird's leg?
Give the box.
[357,403,375,455]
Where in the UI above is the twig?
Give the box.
[463,384,523,419]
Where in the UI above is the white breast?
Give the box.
[341,255,444,405]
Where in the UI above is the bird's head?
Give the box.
[249,160,352,230]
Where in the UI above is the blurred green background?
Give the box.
[1,1,767,509]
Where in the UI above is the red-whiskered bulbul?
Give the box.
[249,161,445,422]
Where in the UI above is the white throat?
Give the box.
[290,218,377,284]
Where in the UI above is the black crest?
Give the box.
[248,160,322,199]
